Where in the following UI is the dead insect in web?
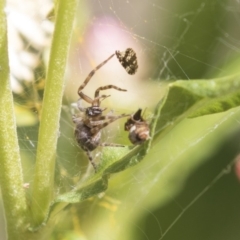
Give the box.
[115,48,138,75]
[124,108,150,145]
[73,49,136,171]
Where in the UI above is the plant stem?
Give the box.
[31,0,78,227]
[0,0,28,239]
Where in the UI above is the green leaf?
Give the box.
[153,74,240,138]
[50,145,150,217]
[49,74,240,224]
[94,103,240,240]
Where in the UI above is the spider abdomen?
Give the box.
[74,121,101,151]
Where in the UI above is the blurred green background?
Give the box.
[5,0,240,239]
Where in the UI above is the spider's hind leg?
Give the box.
[83,147,97,172]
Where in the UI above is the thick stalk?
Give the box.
[31,0,78,227]
[0,0,28,239]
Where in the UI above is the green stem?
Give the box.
[0,1,28,239]
[31,0,78,227]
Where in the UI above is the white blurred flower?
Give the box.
[6,0,54,93]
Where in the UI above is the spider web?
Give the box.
[4,0,240,239]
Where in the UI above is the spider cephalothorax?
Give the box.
[125,108,150,145]
[73,48,138,171]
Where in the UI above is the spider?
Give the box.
[73,48,138,171]
[124,108,150,145]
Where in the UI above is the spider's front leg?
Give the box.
[94,85,127,98]
[90,113,131,135]
[78,53,115,95]
[77,93,110,112]
[76,92,94,112]
[93,114,132,148]
[99,142,125,147]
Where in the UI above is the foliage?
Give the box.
[1,0,240,240]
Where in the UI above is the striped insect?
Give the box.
[124,108,150,145]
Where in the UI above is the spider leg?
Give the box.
[90,113,131,134]
[77,92,95,111]
[94,85,127,98]
[93,94,110,103]
[83,147,97,172]
[78,93,110,111]
[89,114,125,123]
[99,142,125,147]
[89,114,129,125]
[93,85,127,106]
[78,53,115,95]
[79,92,93,104]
